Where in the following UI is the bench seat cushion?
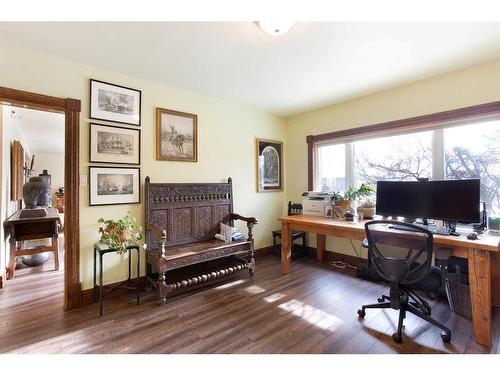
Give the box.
[149,239,251,271]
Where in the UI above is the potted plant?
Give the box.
[357,198,376,220]
[97,213,143,254]
[331,183,375,215]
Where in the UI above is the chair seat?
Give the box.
[411,266,441,292]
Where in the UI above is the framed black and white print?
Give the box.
[89,166,140,206]
[90,79,141,126]
[256,138,283,192]
[89,123,140,165]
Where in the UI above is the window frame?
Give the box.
[307,100,500,191]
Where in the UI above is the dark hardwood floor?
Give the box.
[0,254,499,354]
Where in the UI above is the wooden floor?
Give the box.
[0,254,499,354]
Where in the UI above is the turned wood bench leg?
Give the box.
[158,260,168,305]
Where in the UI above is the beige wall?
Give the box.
[0,39,287,289]
[285,59,500,258]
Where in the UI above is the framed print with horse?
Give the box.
[156,107,198,162]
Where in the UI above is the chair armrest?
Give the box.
[230,213,258,225]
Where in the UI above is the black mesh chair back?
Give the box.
[287,201,303,216]
[365,220,433,287]
[359,220,451,344]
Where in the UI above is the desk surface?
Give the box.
[6,208,61,225]
[278,215,500,253]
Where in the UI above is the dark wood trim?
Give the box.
[307,100,500,145]
[254,245,275,258]
[306,135,314,191]
[306,100,500,190]
[0,86,81,310]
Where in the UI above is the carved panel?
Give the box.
[173,208,192,240]
[215,205,230,228]
[147,209,170,251]
[194,206,213,238]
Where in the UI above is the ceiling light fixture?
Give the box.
[257,21,295,36]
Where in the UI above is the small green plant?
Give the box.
[331,183,375,202]
[98,213,143,254]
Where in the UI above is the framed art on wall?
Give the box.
[156,107,198,162]
[89,166,140,206]
[89,123,140,165]
[256,138,283,192]
[90,79,142,126]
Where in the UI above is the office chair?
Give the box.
[272,201,307,258]
[357,220,451,344]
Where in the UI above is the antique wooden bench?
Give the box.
[144,177,257,304]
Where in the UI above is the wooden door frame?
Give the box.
[0,86,81,310]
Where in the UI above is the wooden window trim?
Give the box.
[306,100,500,190]
[0,86,81,310]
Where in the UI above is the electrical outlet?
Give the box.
[80,175,87,186]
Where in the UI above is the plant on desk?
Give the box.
[331,183,375,214]
[97,213,142,254]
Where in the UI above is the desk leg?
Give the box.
[468,248,492,347]
[7,237,16,280]
[317,234,326,261]
[53,233,60,271]
[281,222,292,274]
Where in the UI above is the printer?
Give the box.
[302,191,333,216]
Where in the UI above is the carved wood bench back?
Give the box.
[145,177,234,250]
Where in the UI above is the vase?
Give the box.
[22,176,50,209]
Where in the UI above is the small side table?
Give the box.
[93,243,141,316]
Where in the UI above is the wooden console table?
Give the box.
[278,214,500,348]
[5,208,61,279]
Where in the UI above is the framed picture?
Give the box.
[256,138,283,192]
[90,79,141,126]
[89,166,140,206]
[156,107,198,162]
[89,123,140,165]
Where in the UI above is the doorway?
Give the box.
[0,86,81,310]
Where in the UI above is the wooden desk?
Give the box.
[278,214,500,347]
[5,208,61,279]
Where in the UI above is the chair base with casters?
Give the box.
[357,285,451,343]
[358,220,452,345]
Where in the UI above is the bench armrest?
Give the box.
[230,213,258,225]
[146,223,167,256]
[230,213,258,241]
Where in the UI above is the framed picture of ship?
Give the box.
[89,166,140,206]
[89,123,140,165]
[90,79,141,126]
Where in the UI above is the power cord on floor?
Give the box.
[328,239,363,270]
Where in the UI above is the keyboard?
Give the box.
[389,223,453,236]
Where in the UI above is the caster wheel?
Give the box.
[392,333,403,344]
[441,331,451,343]
[357,309,366,318]
[377,297,384,303]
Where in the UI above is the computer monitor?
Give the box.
[376,179,480,223]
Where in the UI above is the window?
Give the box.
[444,121,500,215]
[354,130,433,185]
[315,120,500,215]
[316,143,345,192]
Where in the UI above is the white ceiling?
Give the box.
[1,22,500,116]
[8,106,65,154]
